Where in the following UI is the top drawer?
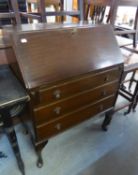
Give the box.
[34,67,121,105]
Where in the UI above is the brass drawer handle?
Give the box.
[55,123,61,130]
[101,90,107,97]
[53,90,61,99]
[54,107,61,115]
[104,76,110,82]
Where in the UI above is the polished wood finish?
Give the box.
[34,81,119,125]
[37,67,121,105]
[11,23,122,89]
[6,23,123,166]
[36,96,115,141]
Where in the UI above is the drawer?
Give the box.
[33,81,118,125]
[36,67,121,105]
[35,96,115,141]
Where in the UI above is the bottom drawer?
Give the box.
[35,96,115,141]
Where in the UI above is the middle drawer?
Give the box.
[33,81,118,125]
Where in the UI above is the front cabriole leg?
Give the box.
[102,109,114,131]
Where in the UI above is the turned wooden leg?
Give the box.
[1,109,25,175]
[35,140,48,168]
[102,109,114,131]
[132,94,138,112]
[6,128,25,175]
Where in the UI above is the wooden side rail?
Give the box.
[116,63,138,114]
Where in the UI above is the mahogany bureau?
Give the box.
[4,23,124,167]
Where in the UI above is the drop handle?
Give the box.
[55,123,61,130]
[53,90,61,99]
[101,90,107,97]
[104,76,110,82]
[54,107,61,115]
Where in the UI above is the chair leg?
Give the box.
[85,4,90,20]
[133,94,138,112]
[124,103,133,115]
[128,70,136,90]
[133,33,137,48]
[132,82,138,112]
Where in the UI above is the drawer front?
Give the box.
[34,81,118,125]
[35,96,115,141]
[36,68,121,105]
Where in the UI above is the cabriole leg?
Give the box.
[35,140,48,168]
[102,109,114,131]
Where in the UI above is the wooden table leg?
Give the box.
[1,109,25,175]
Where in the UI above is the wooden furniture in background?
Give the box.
[5,23,123,167]
[0,0,21,26]
[9,0,27,24]
[0,33,15,65]
[0,0,28,27]
[112,0,138,51]
[72,0,79,23]
[117,63,138,114]
[84,0,138,51]
[27,0,62,22]
[83,0,112,22]
[21,0,84,23]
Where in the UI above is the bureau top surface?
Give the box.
[9,23,123,89]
